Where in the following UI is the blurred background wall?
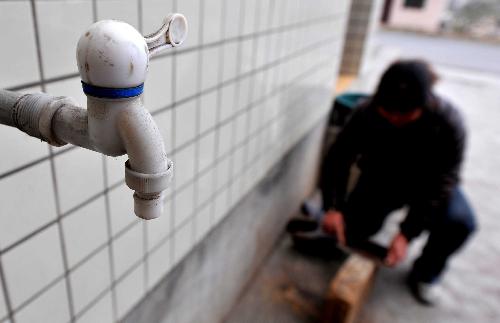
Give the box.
[0,0,368,322]
[382,0,449,33]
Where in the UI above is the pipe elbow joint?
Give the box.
[118,105,173,220]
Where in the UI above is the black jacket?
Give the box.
[320,95,466,240]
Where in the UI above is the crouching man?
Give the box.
[320,60,476,305]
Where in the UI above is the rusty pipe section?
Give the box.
[0,89,172,220]
[0,89,22,127]
[0,90,88,148]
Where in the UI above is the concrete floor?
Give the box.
[354,33,500,323]
[224,234,346,323]
[225,32,500,323]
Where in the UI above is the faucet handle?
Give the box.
[144,13,188,58]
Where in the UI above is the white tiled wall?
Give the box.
[0,0,350,322]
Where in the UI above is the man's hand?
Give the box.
[322,210,346,245]
[385,232,408,267]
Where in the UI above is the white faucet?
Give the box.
[0,14,188,220]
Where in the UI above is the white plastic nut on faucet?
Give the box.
[74,14,187,220]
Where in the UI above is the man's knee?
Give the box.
[445,209,477,242]
[446,188,477,237]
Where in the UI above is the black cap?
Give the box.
[373,60,436,113]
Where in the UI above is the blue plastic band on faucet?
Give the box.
[81,81,144,99]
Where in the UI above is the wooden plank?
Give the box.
[322,254,377,323]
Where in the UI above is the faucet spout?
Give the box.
[117,97,173,220]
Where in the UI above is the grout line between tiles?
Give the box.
[101,157,118,322]
[169,0,178,269]
[225,0,245,208]
[191,0,205,245]
[208,0,229,226]
[136,0,149,300]
[0,258,13,323]
[239,0,263,200]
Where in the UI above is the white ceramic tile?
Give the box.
[201,47,220,91]
[271,0,285,28]
[222,42,238,82]
[153,109,173,154]
[141,0,174,34]
[172,144,195,191]
[75,292,113,323]
[176,0,200,48]
[249,105,262,135]
[108,183,136,236]
[3,225,64,308]
[0,279,6,321]
[203,0,222,43]
[37,1,93,79]
[231,145,246,178]
[54,147,104,213]
[268,33,280,64]
[175,51,198,101]
[196,170,214,208]
[217,122,232,158]
[240,39,254,74]
[147,238,171,291]
[174,184,194,228]
[259,0,272,31]
[70,248,111,313]
[255,37,268,68]
[195,203,211,243]
[234,112,248,145]
[220,83,235,122]
[97,0,139,29]
[247,135,260,164]
[63,197,107,268]
[14,280,69,323]
[215,157,230,191]
[146,198,172,250]
[144,56,173,113]
[173,219,192,265]
[0,160,57,248]
[112,222,143,279]
[237,77,251,111]
[199,91,218,133]
[198,130,215,172]
[174,100,197,148]
[242,1,257,35]
[214,188,229,222]
[224,0,241,39]
[0,2,38,89]
[115,265,145,320]
[44,78,86,154]
[252,71,267,100]
[105,155,128,187]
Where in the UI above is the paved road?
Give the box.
[375,30,500,75]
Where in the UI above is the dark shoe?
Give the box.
[406,275,439,306]
[291,230,344,259]
[285,216,318,233]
